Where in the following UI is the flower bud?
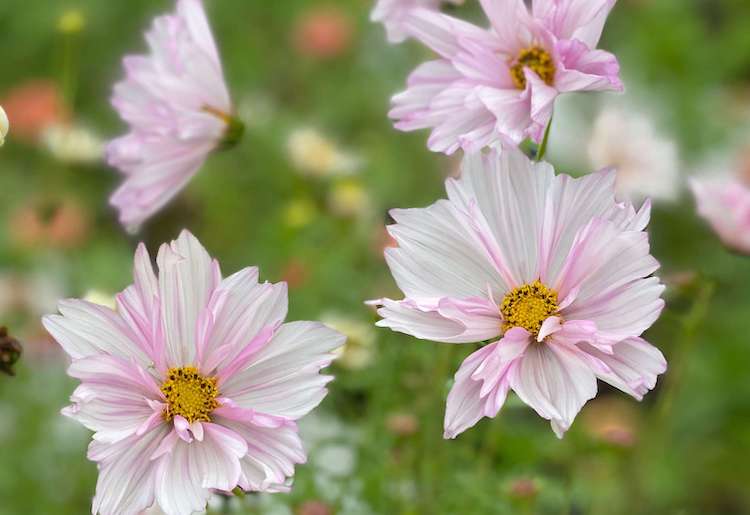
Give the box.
[0,105,8,146]
[0,327,22,376]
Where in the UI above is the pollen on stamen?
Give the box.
[160,366,220,424]
[510,46,556,90]
[500,280,560,336]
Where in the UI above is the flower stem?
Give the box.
[657,279,715,422]
[536,114,554,162]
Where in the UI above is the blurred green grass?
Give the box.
[1,1,750,514]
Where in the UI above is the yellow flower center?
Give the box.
[510,46,556,90]
[160,366,220,424]
[500,280,560,335]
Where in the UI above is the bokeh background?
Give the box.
[2,1,750,514]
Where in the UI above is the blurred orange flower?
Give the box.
[293,7,353,59]
[1,80,68,142]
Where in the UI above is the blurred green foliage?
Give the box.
[1,1,750,514]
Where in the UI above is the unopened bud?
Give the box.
[0,327,22,376]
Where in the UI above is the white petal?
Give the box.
[157,230,221,366]
[579,337,666,400]
[511,343,597,438]
[43,299,151,366]
[90,424,170,515]
[221,321,344,419]
[447,146,554,286]
[386,199,503,299]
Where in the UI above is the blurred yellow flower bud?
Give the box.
[328,180,370,218]
[58,9,86,34]
[283,198,318,229]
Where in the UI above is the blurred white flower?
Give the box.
[0,104,9,146]
[42,123,104,164]
[322,313,377,370]
[314,444,356,477]
[287,127,362,178]
[588,105,680,202]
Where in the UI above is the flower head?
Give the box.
[107,0,240,232]
[691,173,750,255]
[371,0,465,44]
[371,146,666,438]
[588,104,680,202]
[390,0,623,154]
[43,231,344,515]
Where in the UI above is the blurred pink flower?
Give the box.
[582,397,638,447]
[371,146,666,438]
[293,7,354,59]
[44,230,344,515]
[107,0,237,233]
[390,0,623,153]
[371,0,465,43]
[691,176,750,255]
[1,80,68,142]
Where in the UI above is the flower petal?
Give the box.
[156,230,221,367]
[221,321,344,419]
[511,342,597,438]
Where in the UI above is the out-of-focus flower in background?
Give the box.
[328,180,371,218]
[588,104,680,202]
[385,412,419,436]
[371,0,465,44]
[107,0,239,232]
[0,327,22,376]
[506,477,539,501]
[280,258,311,290]
[389,0,622,153]
[42,123,104,165]
[287,127,362,178]
[8,196,90,251]
[691,171,750,255]
[323,313,377,370]
[57,9,85,34]
[0,104,9,146]
[296,500,333,515]
[283,197,319,229]
[293,7,354,60]
[582,397,639,447]
[1,80,68,142]
[0,271,65,322]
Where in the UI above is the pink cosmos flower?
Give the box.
[691,176,750,255]
[371,146,666,438]
[371,0,465,43]
[43,231,344,515]
[389,0,623,154]
[107,0,241,233]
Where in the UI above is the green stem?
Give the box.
[657,279,714,422]
[61,33,79,111]
[536,114,554,162]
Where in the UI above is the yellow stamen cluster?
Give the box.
[510,46,556,90]
[160,366,220,423]
[500,280,560,336]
